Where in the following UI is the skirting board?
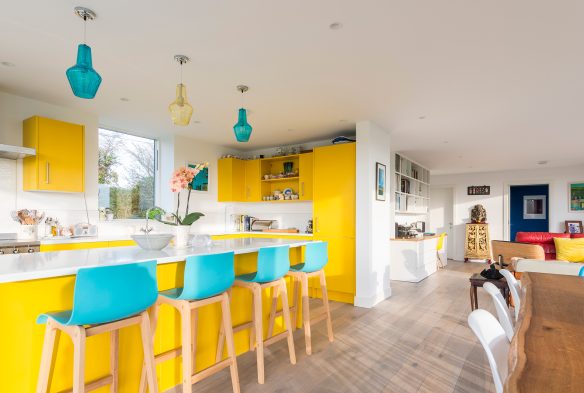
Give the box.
[354,286,391,308]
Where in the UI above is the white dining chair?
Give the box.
[483,282,514,342]
[468,309,510,393]
[499,269,521,321]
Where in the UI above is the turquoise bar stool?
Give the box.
[36,261,159,393]
[269,241,333,355]
[579,266,584,276]
[217,245,296,384]
[140,251,240,393]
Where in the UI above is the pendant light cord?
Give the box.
[83,15,87,44]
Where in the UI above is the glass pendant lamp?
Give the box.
[168,55,193,126]
[233,85,252,142]
[66,7,102,99]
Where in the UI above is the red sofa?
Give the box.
[515,232,584,260]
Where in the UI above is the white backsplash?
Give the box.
[227,202,313,233]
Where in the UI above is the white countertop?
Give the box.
[0,238,313,284]
[39,231,313,245]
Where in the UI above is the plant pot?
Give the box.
[174,225,192,248]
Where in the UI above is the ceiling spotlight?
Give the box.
[443,141,449,144]
[537,160,548,165]
[120,97,130,102]
[329,22,343,30]
[1,61,15,67]
[418,116,426,120]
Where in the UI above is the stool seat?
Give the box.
[37,310,73,325]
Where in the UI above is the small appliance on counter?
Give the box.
[72,193,98,238]
[250,219,274,232]
[305,219,313,234]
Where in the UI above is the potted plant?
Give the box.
[148,163,207,247]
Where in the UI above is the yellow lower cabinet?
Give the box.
[40,241,109,252]
[108,240,136,247]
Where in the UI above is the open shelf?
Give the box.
[261,177,299,182]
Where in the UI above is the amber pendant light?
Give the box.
[168,55,193,126]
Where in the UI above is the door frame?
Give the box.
[503,181,552,241]
[429,185,457,259]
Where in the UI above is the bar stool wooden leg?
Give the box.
[293,278,301,330]
[252,285,265,384]
[110,330,119,393]
[140,311,158,393]
[36,320,57,393]
[180,304,193,393]
[267,285,280,338]
[139,303,159,393]
[216,316,225,363]
[300,273,312,355]
[279,278,296,365]
[221,292,241,393]
[249,289,256,352]
[191,308,198,374]
[72,326,86,393]
[319,269,334,342]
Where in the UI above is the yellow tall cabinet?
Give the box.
[23,116,84,192]
[299,152,313,200]
[244,159,261,202]
[313,143,356,304]
[218,158,245,202]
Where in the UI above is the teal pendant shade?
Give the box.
[66,44,102,99]
[233,108,252,142]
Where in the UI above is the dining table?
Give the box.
[505,272,584,393]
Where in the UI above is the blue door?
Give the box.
[510,184,549,241]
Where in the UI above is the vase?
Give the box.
[174,225,192,248]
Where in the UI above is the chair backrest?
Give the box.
[437,233,446,251]
[68,261,158,326]
[499,269,521,321]
[468,309,510,393]
[178,251,235,300]
[491,240,545,266]
[483,282,514,342]
[255,245,290,282]
[303,242,328,272]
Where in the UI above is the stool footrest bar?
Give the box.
[58,375,113,393]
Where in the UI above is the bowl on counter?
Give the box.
[131,234,173,250]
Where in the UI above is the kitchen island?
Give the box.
[0,237,313,392]
[390,235,445,282]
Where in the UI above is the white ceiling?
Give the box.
[2,1,584,174]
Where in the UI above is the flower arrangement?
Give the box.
[149,163,208,226]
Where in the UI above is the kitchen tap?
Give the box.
[140,208,155,234]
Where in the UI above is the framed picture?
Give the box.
[187,162,209,192]
[565,220,583,234]
[569,182,584,212]
[376,162,386,201]
[523,195,547,220]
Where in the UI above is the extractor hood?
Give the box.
[0,144,36,160]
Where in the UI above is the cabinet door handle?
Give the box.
[314,217,318,233]
[301,182,305,196]
[45,162,50,184]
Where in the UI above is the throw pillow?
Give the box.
[554,237,584,262]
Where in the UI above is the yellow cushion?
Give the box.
[554,237,584,262]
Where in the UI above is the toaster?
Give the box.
[250,220,274,232]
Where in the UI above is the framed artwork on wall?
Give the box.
[565,220,583,234]
[569,182,584,212]
[376,162,386,201]
[188,162,209,192]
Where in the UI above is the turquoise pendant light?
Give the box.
[66,7,102,99]
[233,85,252,142]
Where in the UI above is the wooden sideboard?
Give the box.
[464,223,491,262]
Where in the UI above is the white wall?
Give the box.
[0,91,99,233]
[355,121,392,308]
[433,164,584,261]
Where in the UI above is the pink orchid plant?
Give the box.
[149,163,208,226]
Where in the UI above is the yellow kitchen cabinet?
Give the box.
[23,116,84,192]
[299,152,313,200]
[40,239,136,252]
[244,159,261,202]
[312,142,356,304]
[218,158,245,202]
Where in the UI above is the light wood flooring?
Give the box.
[168,261,496,393]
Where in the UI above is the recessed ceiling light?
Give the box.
[418,116,426,120]
[193,120,201,124]
[287,128,294,132]
[537,160,548,165]
[329,22,343,30]
[443,141,449,144]
[339,119,346,123]
[120,97,130,102]
[1,61,15,67]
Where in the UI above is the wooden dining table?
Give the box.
[505,272,584,393]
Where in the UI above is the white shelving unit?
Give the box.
[394,154,430,214]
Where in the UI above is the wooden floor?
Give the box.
[167,261,496,393]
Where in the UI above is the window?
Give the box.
[98,128,157,219]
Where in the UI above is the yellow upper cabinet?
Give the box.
[244,159,261,202]
[299,152,313,200]
[313,143,356,238]
[218,157,245,202]
[23,116,85,192]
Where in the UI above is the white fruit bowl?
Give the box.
[131,234,173,250]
